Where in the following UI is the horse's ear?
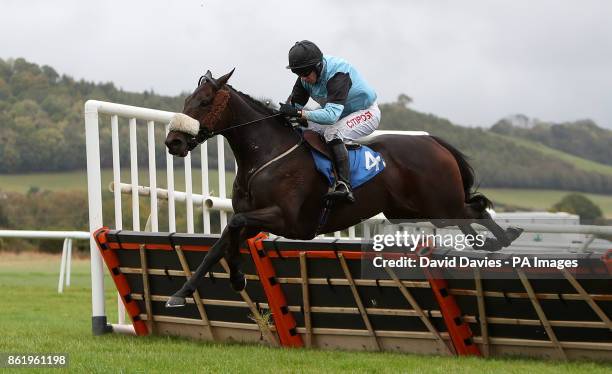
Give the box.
[216,68,235,87]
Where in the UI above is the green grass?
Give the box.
[490,133,612,177]
[1,253,610,373]
[481,188,612,218]
[0,168,235,196]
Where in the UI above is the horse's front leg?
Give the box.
[224,227,259,292]
[166,206,284,308]
[166,227,236,307]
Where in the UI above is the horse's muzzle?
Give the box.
[165,131,190,157]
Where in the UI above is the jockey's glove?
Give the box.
[278,103,301,118]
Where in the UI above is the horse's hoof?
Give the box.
[165,295,186,308]
[230,272,247,292]
[505,227,524,243]
[473,238,503,252]
[231,278,247,292]
[485,238,503,252]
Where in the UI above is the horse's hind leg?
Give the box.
[462,204,523,249]
[478,212,523,248]
[458,223,503,251]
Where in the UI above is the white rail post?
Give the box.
[84,101,108,335]
[127,117,141,327]
[58,238,68,293]
[111,114,126,324]
[66,238,72,287]
[111,115,122,229]
[201,142,211,234]
[147,120,158,232]
[165,124,176,232]
[185,153,194,233]
[129,118,140,231]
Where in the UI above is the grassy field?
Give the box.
[480,188,612,218]
[1,253,610,373]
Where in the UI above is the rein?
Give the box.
[188,112,283,150]
[212,112,283,137]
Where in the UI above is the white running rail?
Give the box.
[0,230,90,293]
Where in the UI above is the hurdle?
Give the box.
[85,100,612,360]
[91,228,612,359]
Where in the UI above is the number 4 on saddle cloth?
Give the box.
[302,130,386,189]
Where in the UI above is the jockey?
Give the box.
[279,40,380,203]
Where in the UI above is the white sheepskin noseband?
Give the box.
[168,113,200,136]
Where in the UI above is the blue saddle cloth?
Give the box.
[310,146,386,189]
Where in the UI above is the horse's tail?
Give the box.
[430,136,493,213]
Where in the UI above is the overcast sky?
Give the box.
[2,0,611,128]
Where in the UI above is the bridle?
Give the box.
[185,75,283,151]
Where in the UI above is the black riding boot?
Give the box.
[325,140,356,203]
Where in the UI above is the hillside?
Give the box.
[490,116,612,166]
[490,132,612,177]
[1,57,612,194]
[0,57,186,173]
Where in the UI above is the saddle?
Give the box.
[302,130,361,158]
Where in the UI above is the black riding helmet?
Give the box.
[286,40,323,77]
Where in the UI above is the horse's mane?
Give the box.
[227,85,277,116]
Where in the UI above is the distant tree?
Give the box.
[41,65,59,83]
[12,58,40,75]
[0,58,11,80]
[0,78,11,100]
[396,93,413,108]
[550,193,603,223]
[0,199,9,227]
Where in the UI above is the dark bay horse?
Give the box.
[163,69,522,307]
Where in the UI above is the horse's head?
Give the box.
[165,68,235,157]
